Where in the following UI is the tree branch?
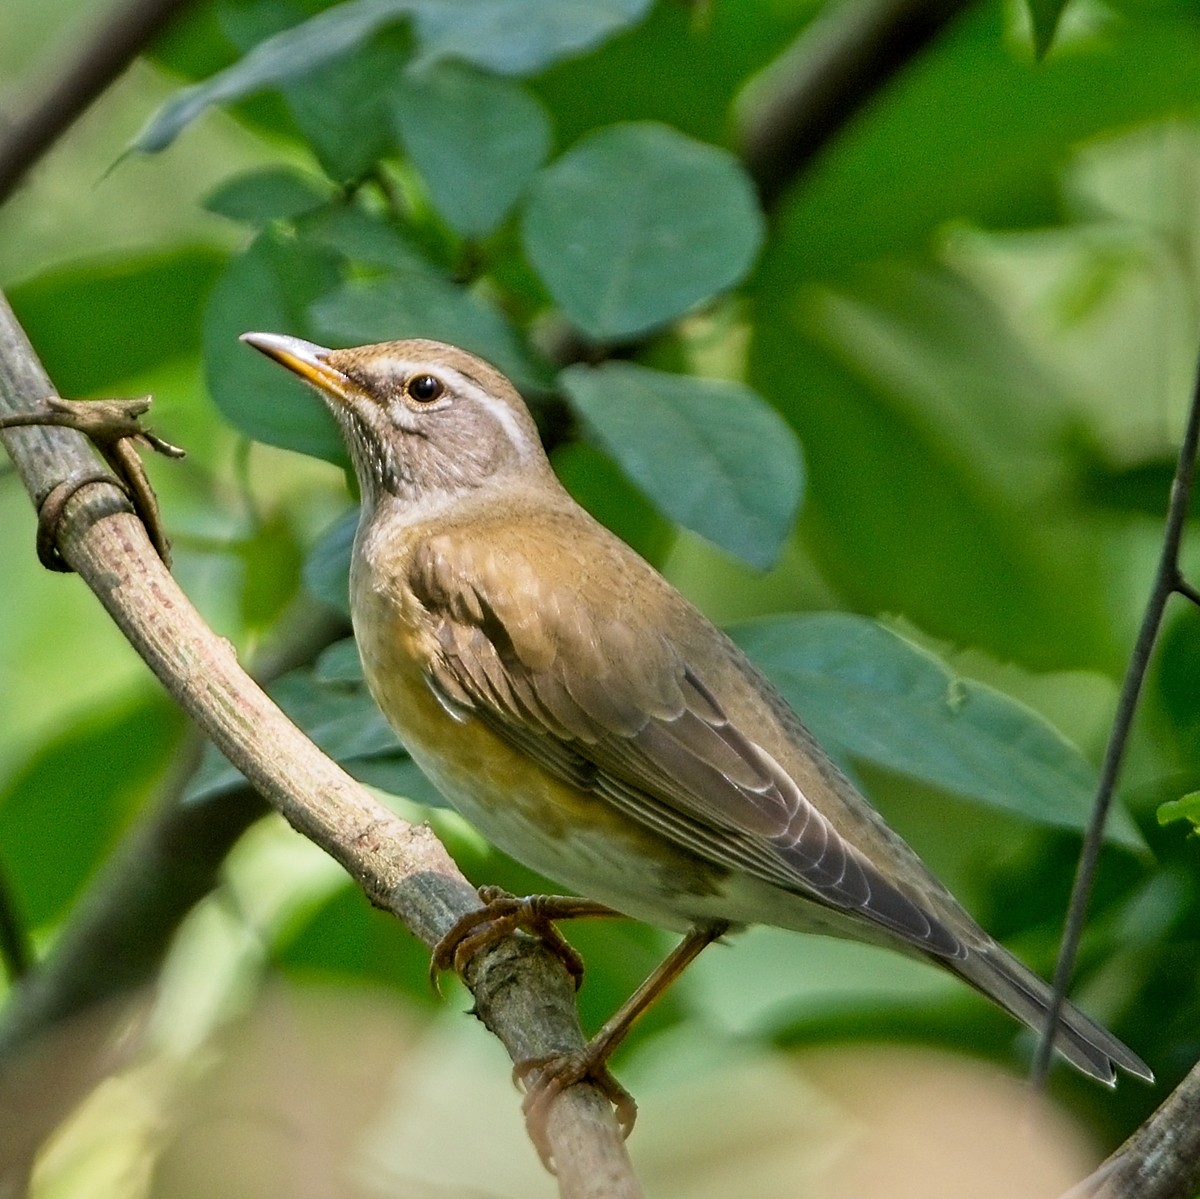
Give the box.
[1063,1059,1200,1199]
[1031,347,1200,1092]
[0,0,197,204]
[0,291,643,1199]
[737,0,973,204]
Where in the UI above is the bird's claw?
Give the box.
[515,1048,638,1170]
[429,888,589,993]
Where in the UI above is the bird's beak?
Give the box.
[240,331,354,403]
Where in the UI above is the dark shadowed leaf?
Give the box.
[133,0,414,152]
[315,637,365,683]
[303,509,358,617]
[185,664,444,809]
[311,274,548,392]
[301,205,436,275]
[1027,0,1070,59]
[0,697,183,925]
[8,249,225,394]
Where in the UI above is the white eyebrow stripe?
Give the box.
[455,375,535,459]
[381,357,536,460]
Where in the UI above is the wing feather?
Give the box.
[411,538,962,958]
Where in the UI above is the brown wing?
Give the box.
[411,531,963,959]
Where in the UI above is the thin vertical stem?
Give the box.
[1031,348,1200,1090]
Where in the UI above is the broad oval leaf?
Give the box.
[522,123,764,340]
[135,0,652,154]
[392,64,551,237]
[560,361,803,570]
[729,613,1143,849]
[204,166,332,225]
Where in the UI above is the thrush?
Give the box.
[241,331,1151,1149]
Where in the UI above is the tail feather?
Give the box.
[950,943,1152,1084]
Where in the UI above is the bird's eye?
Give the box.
[405,374,444,404]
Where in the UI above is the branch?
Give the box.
[1031,346,1200,1091]
[737,0,973,204]
[0,292,642,1199]
[1064,1060,1200,1199]
[0,0,197,204]
[0,601,346,1189]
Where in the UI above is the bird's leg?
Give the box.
[517,922,728,1167]
[0,396,184,569]
[430,885,623,991]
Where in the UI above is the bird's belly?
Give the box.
[351,593,891,944]
[355,617,729,932]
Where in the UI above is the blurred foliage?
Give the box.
[2,0,1200,1194]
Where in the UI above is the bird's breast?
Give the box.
[346,547,729,930]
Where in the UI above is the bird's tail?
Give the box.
[949,943,1153,1084]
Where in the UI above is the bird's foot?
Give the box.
[429,887,619,992]
[515,1045,637,1169]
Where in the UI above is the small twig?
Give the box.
[0,397,184,566]
[0,0,197,204]
[1173,574,1200,609]
[1032,345,1200,1091]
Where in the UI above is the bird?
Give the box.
[241,330,1151,1148]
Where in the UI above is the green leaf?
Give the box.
[133,0,414,153]
[316,637,365,683]
[729,613,1143,849]
[235,510,305,633]
[301,205,437,279]
[1026,0,1070,59]
[761,5,1200,286]
[750,267,1119,670]
[392,64,551,236]
[560,361,803,570]
[409,0,654,76]
[275,882,442,996]
[279,29,408,182]
[134,0,652,154]
[1158,792,1200,830]
[202,228,345,460]
[8,249,225,394]
[310,273,548,392]
[522,122,763,340]
[551,440,675,567]
[303,509,358,617]
[0,697,183,926]
[204,166,331,224]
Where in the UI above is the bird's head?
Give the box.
[241,332,552,515]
